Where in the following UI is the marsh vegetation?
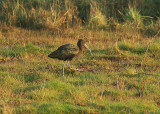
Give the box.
[0,0,160,113]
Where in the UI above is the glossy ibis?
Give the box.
[48,39,93,77]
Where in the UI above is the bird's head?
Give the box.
[77,39,93,56]
[77,39,85,49]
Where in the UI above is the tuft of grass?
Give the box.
[117,41,147,56]
[0,0,78,29]
[121,68,137,77]
[88,9,107,30]
[45,80,75,92]
[148,40,160,58]
[105,100,160,113]
[0,43,41,57]
[124,5,144,28]
[0,72,22,89]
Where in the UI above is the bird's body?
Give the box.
[48,44,80,61]
[48,39,92,77]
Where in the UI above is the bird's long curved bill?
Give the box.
[84,44,93,56]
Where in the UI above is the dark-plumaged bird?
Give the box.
[48,39,93,77]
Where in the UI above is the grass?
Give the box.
[0,26,160,113]
[0,0,160,113]
[1,0,160,30]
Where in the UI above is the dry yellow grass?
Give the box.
[0,25,160,113]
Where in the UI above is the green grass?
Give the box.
[0,43,41,58]
[0,27,160,113]
[0,1,160,111]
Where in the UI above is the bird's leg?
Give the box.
[67,61,84,72]
[67,61,71,69]
[62,60,67,77]
[67,61,75,70]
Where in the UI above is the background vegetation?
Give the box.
[0,0,160,113]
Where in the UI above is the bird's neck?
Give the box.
[78,44,83,51]
[77,46,83,56]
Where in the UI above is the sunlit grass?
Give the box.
[0,23,160,113]
[0,1,159,112]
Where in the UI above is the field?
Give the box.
[0,0,160,113]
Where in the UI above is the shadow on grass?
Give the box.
[0,43,41,58]
[94,55,126,61]
[37,102,88,114]
[76,102,105,110]
[68,72,107,86]
[120,72,160,78]
[91,49,110,54]
[23,74,41,82]
[90,49,126,61]
[15,85,41,93]
[70,80,92,86]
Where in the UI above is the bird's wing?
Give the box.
[48,44,79,60]
[59,44,79,56]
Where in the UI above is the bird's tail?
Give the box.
[48,54,54,58]
[48,54,52,58]
[48,51,58,58]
